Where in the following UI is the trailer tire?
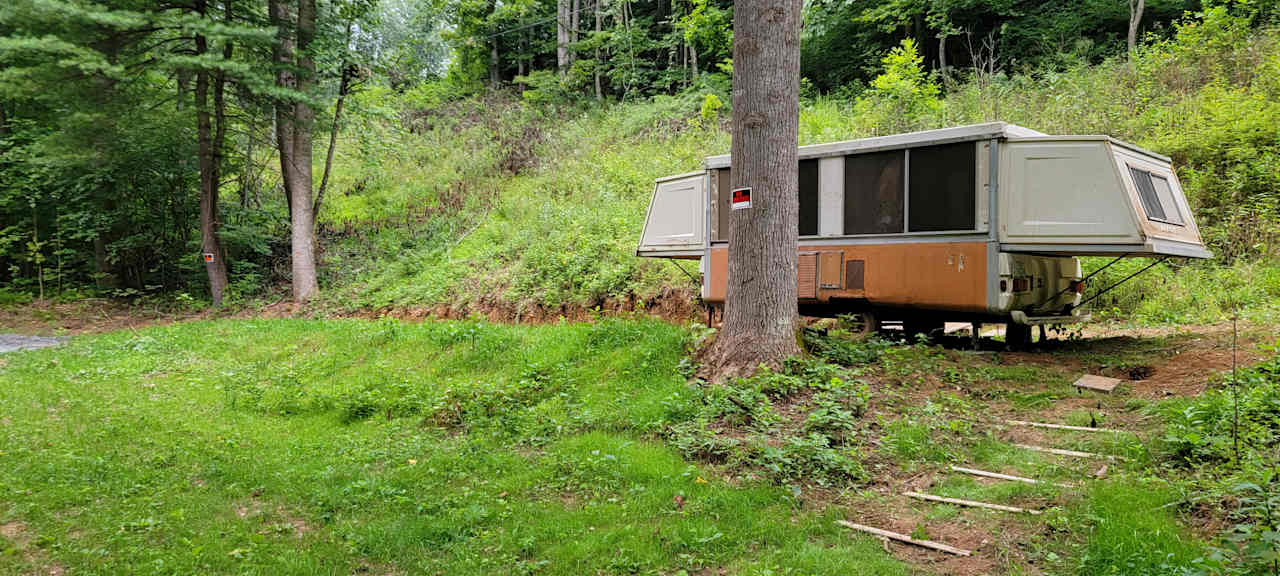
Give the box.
[1006,322,1032,349]
[843,312,878,335]
[904,319,944,343]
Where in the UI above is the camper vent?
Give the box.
[845,260,866,291]
[819,252,843,289]
[798,253,818,299]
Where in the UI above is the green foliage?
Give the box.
[0,317,917,575]
[1065,478,1206,575]
[853,39,942,134]
[665,357,870,486]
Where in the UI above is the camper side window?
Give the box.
[908,143,977,232]
[843,150,905,234]
[799,159,820,236]
[713,163,821,240]
[1128,166,1185,225]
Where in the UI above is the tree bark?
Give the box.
[938,34,947,75]
[194,0,229,306]
[289,0,319,302]
[1127,0,1145,57]
[269,0,296,219]
[556,0,570,76]
[571,0,580,45]
[704,0,803,379]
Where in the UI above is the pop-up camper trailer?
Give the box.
[637,122,1211,343]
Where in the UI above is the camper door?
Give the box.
[637,172,706,259]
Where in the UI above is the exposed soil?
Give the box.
[0,520,66,575]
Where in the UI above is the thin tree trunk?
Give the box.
[194,0,229,306]
[594,0,603,100]
[556,0,570,76]
[517,30,526,91]
[571,0,580,46]
[314,60,352,221]
[689,40,698,81]
[939,34,947,75]
[270,0,296,219]
[488,0,500,87]
[704,0,803,379]
[1127,0,1145,58]
[289,0,319,301]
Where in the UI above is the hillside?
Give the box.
[308,9,1279,323]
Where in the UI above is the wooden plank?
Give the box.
[904,491,1041,515]
[1073,374,1121,393]
[836,520,973,557]
[949,465,1077,489]
[1007,419,1122,434]
[1013,443,1127,461]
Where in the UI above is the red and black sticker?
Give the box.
[731,187,751,210]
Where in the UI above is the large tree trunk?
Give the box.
[704,0,803,379]
[1128,0,1145,57]
[289,0,319,302]
[556,0,570,76]
[194,0,229,306]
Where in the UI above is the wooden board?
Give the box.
[1007,419,1121,434]
[905,491,1041,514]
[836,520,972,556]
[1073,374,1121,393]
[949,465,1077,489]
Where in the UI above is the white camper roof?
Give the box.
[704,122,1050,169]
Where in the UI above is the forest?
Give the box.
[2,0,1277,314]
[7,2,1280,575]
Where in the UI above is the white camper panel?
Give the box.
[636,172,705,259]
[998,137,1211,259]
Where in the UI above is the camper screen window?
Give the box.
[908,143,976,232]
[844,150,904,234]
[1129,167,1184,225]
[799,159,819,236]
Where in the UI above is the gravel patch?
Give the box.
[0,334,65,353]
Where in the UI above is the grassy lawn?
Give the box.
[4,316,1276,575]
[0,318,907,575]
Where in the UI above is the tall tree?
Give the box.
[194,0,230,306]
[290,0,319,301]
[269,0,319,302]
[704,0,803,379]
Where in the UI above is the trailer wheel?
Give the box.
[1006,322,1032,349]
[842,312,878,335]
[903,319,944,342]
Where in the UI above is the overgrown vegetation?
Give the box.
[321,6,1280,321]
[4,2,1277,324]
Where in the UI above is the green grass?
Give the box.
[0,318,912,575]
[6,318,1261,575]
